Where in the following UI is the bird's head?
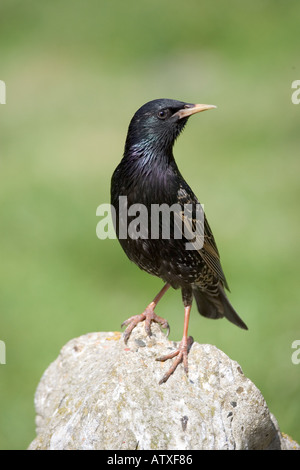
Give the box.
[125,98,216,155]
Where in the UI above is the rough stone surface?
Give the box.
[28,323,299,450]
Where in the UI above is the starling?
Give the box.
[111,98,247,384]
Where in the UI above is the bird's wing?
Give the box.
[175,184,230,290]
[201,216,229,290]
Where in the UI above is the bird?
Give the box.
[111,98,247,384]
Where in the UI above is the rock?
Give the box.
[28,323,299,450]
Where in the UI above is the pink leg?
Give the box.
[156,305,194,384]
[121,283,171,344]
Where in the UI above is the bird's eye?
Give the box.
[157,109,169,120]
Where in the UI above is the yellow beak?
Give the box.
[173,103,217,119]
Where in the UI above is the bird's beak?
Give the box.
[173,103,217,120]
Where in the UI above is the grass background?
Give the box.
[0,0,299,449]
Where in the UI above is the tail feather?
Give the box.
[193,285,248,330]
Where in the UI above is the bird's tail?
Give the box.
[193,285,248,330]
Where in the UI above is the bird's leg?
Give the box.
[121,283,171,344]
[156,304,194,385]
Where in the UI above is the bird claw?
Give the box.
[121,307,170,344]
[156,336,194,384]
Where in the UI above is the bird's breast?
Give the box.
[111,158,209,288]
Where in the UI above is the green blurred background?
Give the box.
[0,0,299,450]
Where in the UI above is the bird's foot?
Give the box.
[121,303,170,344]
[156,336,194,385]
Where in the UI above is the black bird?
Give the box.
[111,98,247,384]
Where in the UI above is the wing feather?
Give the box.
[176,184,230,290]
